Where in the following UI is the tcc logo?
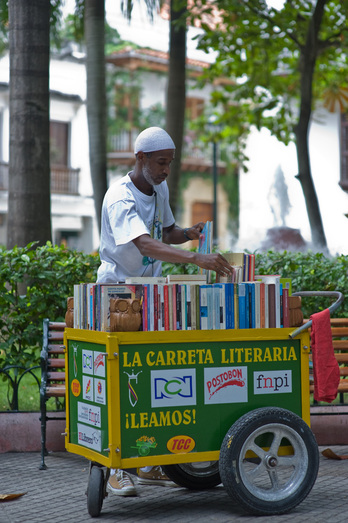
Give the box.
[151,369,196,408]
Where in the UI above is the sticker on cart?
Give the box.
[82,375,94,402]
[82,349,93,375]
[124,370,142,407]
[151,369,196,408]
[71,379,81,397]
[131,435,157,457]
[77,401,101,428]
[167,435,195,454]
[77,423,102,452]
[204,367,247,404]
[254,370,292,394]
[94,352,106,378]
[94,378,106,405]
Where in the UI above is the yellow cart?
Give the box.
[64,291,343,517]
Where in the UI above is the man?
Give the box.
[97,127,233,496]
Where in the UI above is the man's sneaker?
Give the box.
[107,470,137,496]
[137,466,176,486]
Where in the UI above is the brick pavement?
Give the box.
[1,447,348,523]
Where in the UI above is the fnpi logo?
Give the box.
[151,369,196,408]
[254,370,292,394]
[204,367,248,404]
[124,370,142,407]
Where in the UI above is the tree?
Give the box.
[7,0,52,248]
[195,0,348,252]
[84,0,108,232]
[165,0,187,213]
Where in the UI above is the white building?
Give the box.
[0,1,347,256]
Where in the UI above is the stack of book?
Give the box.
[73,274,292,332]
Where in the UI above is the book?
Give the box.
[199,285,209,330]
[125,276,166,284]
[247,282,256,329]
[166,274,207,283]
[268,283,276,328]
[238,282,247,329]
[225,283,234,329]
[282,286,290,328]
[198,221,213,283]
[256,275,281,328]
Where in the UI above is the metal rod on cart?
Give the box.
[289,291,344,339]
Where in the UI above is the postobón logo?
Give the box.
[151,369,196,408]
[204,367,248,404]
[254,370,292,394]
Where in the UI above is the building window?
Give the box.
[50,121,69,166]
[186,97,205,120]
[340,113,348,191]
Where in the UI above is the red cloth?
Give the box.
[310,308,340,403]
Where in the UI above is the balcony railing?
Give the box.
[0,162,80,195]
[108,129,217,173]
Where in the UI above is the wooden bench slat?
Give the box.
[47,372,66,381]
[46,385,66,397]
[47,358,65,368]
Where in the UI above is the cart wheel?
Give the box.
[162,461,221,490]
[87,466,104,518]
[219,407,319,516]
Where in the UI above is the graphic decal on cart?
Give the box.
[82,349,94,375]
[167,435,195,454]
[254,370,292,394]
[204,367,248,404]
[77,423,102,452]
[73,344,78,377]
[124,370,143,407]
[83,375,94,402]
[131,435,157,456]
[151,369,196,408]
[71,379,81,397]
[94,352,106,378]
[78,401,101,428]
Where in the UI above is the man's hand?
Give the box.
[183,222,205,241]
[194,252,234,277]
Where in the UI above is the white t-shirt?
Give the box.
[97,173,175,283]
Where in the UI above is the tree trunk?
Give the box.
[166,0,187,215]
[294,0,328,252]
[7,0,51,248]
[85,0,108,233]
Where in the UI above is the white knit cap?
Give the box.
[134,127,176,154]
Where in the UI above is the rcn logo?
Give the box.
[151,369,196,408]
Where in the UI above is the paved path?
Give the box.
[1,447,348,522]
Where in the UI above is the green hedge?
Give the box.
[164,249,348,319]
[0,242,99,368]
[1,244,347,370]
[254,250,348,318]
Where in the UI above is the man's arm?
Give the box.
[132,233,233,276]
[162,222,205,245]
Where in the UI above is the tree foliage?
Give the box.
[192,0,348,251]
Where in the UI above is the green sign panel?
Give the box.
[119,338,302,459]
[67,340,109,457]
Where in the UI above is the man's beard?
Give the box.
[142,164,157,186]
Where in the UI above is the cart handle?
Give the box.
[289,291,344,339]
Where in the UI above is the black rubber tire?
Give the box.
[162,461,221,490]
[87,466,104,518]
[219,407,319,516]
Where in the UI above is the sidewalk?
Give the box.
[1,447,348,523]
